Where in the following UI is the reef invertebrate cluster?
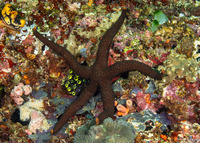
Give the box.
[34,9,163,134]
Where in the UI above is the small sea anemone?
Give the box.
[74,117,135,143]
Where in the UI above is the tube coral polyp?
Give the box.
[116,104,129,116]
[115,99,134,116]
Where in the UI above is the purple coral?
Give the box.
[160,79,200,122]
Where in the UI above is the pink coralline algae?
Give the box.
[161,79,200,122]
[68,2,81,12]
[0,60,11,73]
[13,84,24,96]
[22,35,35,46]
[10,83,32,105]
[76,16,100,28]
[0,28,6,42]
[147,52,170,65]
[95,0,104,5]
[22,84,32,95]
[136,91,160,113]
[25,110,45,135]
[113,34,133,52]
[162,79,200,103]
[24,46,33,54]
[51,28,62,39]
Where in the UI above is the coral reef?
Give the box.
[0,0,200,142]
[34,9,163,135]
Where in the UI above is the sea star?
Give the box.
[33,9,163,134]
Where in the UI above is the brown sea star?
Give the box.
[33,9,163,135]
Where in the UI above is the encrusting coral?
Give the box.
[33,9,163,134]
[74,117,135,143]
[158,50,199,84]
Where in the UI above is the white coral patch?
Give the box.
[19,99,44,121]
[26,110,51,135]
[19,99,51,134]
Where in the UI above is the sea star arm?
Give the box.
[107,60,164,80]
[52,81,98,135]
[33,29,91,79]
[95,9,127,68]
[96,80,115,124]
